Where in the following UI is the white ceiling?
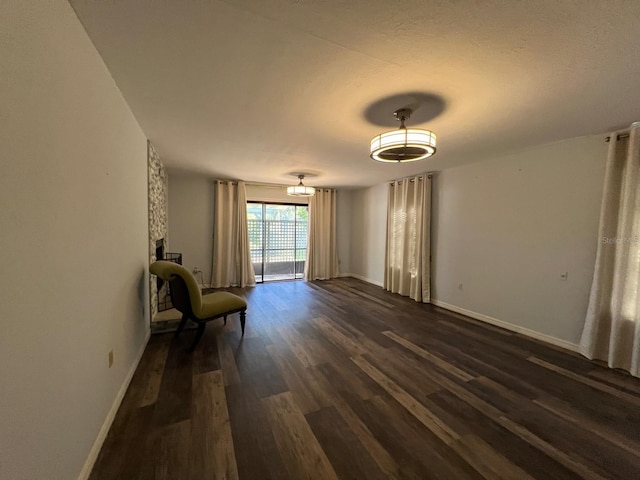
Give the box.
[69,0,640,187]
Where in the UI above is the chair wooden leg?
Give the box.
[188,322,206,352]
[175,314,189,338]
[240,309,246,335]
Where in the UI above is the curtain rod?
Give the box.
[218,180,336,190]
[246,181,288,189]
[605,133,630,143]
[214,180,288,188]
[248,183,334,190]
[389,173,433,185]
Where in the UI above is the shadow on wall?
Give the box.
[137,266,149,321]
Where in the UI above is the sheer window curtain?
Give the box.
[580,124,640,377]
[210,180,256,288]
[385,174,432,303]
[304,188,339,281]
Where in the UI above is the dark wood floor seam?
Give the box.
[90,278,640,480]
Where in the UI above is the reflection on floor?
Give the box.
[256,274,304,282]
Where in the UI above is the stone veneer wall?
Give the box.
[148,141,168,321]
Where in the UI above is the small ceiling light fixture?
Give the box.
[287,174,315,197]
[370,108,437,162]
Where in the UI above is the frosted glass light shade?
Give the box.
[370,128,437,162]
[286,184,315,196]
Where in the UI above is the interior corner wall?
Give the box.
[168,173,215,285]
[168,179,352,283]
[346,135,606,346]
[0,2,149,479]
[348,182,388,286]
[432,135,606,345]
[336,189,353,275]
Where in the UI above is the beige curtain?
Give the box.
[385,174,431,302]
[211,180,255,288]
[580,125,640,377]
[304,188,339,281]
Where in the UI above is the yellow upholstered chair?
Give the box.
[150,261,247,351]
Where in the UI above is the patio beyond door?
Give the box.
[247,202,308,283]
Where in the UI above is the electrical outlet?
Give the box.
[192,267,201,274]
[560,271,568,281]
[458,283,463,291]
[108,350,114,368]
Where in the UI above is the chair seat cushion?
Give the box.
[197,291,247,319]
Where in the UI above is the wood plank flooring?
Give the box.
[90,278,640,480]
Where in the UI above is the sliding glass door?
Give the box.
[247,202,308,282]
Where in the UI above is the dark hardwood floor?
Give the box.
[90,278,640,480]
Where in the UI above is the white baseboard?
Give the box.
[430,299,579,353]
[341,272,384,288]
[331,275,579,353]
[77,329,151,480]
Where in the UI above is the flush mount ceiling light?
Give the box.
[286,174,315,197]
[370,108,437,162]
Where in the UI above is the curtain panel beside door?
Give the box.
[305,188,339,281]
[580,125,640,377]
[211,180,256,288]
[385,174,432,303]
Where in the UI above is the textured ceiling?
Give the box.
[69,0,640,187]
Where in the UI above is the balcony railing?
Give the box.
[248,219,307,282]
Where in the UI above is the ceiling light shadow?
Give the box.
[364,92,446,127]
[285,171,320,178]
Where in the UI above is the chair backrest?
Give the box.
[149,261,202,315]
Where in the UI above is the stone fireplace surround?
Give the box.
[147,141,169,324]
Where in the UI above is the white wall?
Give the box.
[346,135,606,346]
[348,182,388,285]
[168,173,215,283]
[169,179,353,281]
[432,135,606,346]
[0,2,149,479]
[246,184,309,205]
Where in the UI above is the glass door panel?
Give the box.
[247,202,264,282]
[295,205,308,278]
[247,202,308,283]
